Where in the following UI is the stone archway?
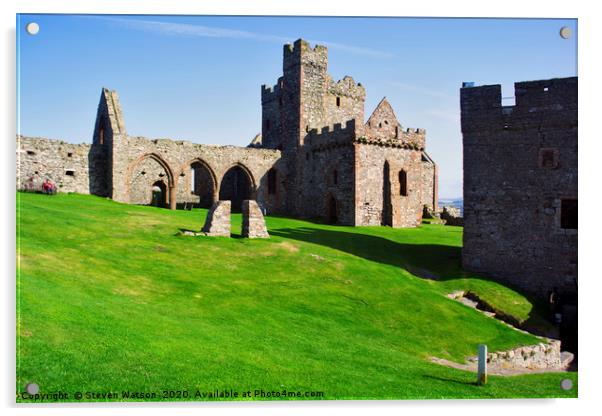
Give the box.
[126,153,176,209]
[190,161,216,207]
[219,164,255,212]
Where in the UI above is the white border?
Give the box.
[3,1,600,416]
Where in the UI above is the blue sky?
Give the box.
[17,15,577,198]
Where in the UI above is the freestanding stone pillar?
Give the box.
[201,200,231,237]
[241,200,269,238]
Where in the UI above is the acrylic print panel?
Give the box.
[16,14,577,402]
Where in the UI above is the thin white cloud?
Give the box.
[92,16,393,58]
[391,82,454,100]
[425,109,460,123]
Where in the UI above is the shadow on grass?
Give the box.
[270,226,561,341]
[270,226,463,281]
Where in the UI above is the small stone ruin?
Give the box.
[197,199,269,238]
[200,200,231,237]
[440,206,463,226]
[242,200,270,238]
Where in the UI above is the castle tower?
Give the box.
[261,39,367,216]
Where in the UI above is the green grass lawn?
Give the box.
[16,192,577,401]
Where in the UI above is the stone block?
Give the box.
[201,200,231,237]
[242,200,269,238]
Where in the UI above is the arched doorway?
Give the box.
[190,161,216,208]
[327,194,338,224]
[382,161,392,226]
[219,165,254,212]
[127,153,175,209]
[151,181,167,207]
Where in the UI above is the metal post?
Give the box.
[477,344,488,385]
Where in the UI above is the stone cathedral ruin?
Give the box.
[17,39,438,227]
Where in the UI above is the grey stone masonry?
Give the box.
[242,200,270,238]
[201,200,231,237]
[461,77,577,301]
[467,340,564,372]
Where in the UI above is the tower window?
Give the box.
[65,170,75,177]
[539,148,558,169]
[279,96,283,107]
[99,127,105,145]
[560,199,577,230]
[67,152,73,157]
[265,119,270,131]
[333,169,338,185]
[268,168,277,195]
[399,170,408,196]
[336,97,341,107]
[26,150,35,156]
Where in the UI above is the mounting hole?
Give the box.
[25,383,39,394]
[26,22,40,35]
[560,378,573,390]
[559,26,571,40]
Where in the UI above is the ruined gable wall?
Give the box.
[461,77,577,300]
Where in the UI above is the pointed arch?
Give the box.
[219,163,257,212]
[125,153,176,208]
[178,158,218,208]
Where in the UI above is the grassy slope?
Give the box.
[16,192,577,400]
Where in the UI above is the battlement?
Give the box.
[327,75,366,100]
[283,38,328,71]
[306,119,357,149]
[460,77,577,133]
[261,78,283,103]
[284,38,328,56]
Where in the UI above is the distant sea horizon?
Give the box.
[438,198,463,216]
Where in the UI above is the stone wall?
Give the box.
[354,142,424,227]
[110,135,285,214]
[461,77,578,301]
[301,122,357,224]
[469,340,563,372]
[17,136,92,194]
[420,152,438,212]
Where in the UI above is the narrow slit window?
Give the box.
[336,97,341,107]
[399,170,408,196]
